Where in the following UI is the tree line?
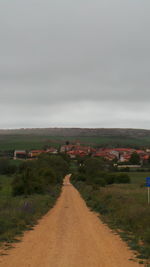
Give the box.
[72,157,130,187]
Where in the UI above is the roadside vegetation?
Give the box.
[71,158,150,264]
[0,154,69,247]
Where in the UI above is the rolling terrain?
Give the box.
[0,127,150,137]
[0,127,150,151]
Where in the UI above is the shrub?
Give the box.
[12,154,69,196]
[0,159,17,175]
[114,173,130,184]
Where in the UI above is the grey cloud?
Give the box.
[0,0,150,128]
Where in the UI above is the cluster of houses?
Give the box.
[14,143,150,164]
[60,143,96,157]
[14,147,58,160]
[94,148,150,163]
[60,144,149,163]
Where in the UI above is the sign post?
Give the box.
[146,177,150,204]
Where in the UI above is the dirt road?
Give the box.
[0,175,140,267]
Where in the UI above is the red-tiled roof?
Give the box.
[15,152,26,154]
[113,148,134,152]
[67,150,88,156]
[135,150,145,154]
[30,150,45,153]
[142,155,149,160]
[94,152,116,160]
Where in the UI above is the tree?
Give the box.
[130,152,140,165]
[12,154,69,196]
[0,159,17,174]
[84,158,105,177]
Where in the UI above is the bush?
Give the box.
[12,167,44,195]
[94,177,106,186]
[84,158,106,177]
[0,154,69,244]
[114,173,130,184]
[12,154,69,196]
[0,159,17,175]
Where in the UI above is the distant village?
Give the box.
[13,142,150,167]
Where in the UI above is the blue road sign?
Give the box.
[146,177,150,187]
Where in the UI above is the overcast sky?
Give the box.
[0,0,150,129]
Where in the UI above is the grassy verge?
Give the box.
[72,172,150,264]
[0,174,61,247]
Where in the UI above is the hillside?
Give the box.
[0,128,150,151]
[0,127,150,137]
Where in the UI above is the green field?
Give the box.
[113,172,150,185]
[129,172,150,184]
[1,134,150,151]
[0,135,60,151]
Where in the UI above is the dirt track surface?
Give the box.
[0,175,140,267]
